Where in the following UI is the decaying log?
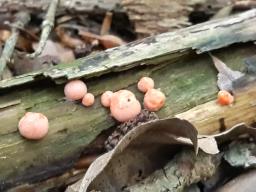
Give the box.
[121,0,232,38]
[0,0,121,13]
[0,0,238,38]
[1,10,256,190]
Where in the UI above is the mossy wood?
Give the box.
[1,10,256,190]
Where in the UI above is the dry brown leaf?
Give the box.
[79,29,125,49]
[0,29,11,43]
[78,30,101,44]
[67,121,256,192]
[66,118,198,192]
[10,53,59,75]
[210,54,244,91]
[213,123,256,143]
[0,29,33,52]
[16,35,33,52]
[198,136,219,154]
[56,26,84,49]
[99,34,125,49]
[197,123,256,154]
[32,40,75,63]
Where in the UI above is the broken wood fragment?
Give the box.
[0,12,30,77]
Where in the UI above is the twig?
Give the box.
[27,0,59,58]
[0,12,30,77]
[100,12,113,35]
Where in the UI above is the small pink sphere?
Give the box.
[110,90,141,122]
[101,91,113,107]
[82,93,95,107]
[144,89,166,112]
[137,77,154,93]
[64,80,87,101]
[18,112,49,140]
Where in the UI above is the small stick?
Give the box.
[100,12,113,36]
[0,12,30,77]
[27,0,59,58]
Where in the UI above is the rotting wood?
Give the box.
[0,0,122,13]
[176,82,256,134]
[1,10,256,190]
[1,9,256,89]
[121,0,231,38]
[0,0,233,38]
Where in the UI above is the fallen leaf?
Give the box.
[213,123,256,143]
[210,54,244,91]
[198,136,219,154]
[32,40,75,63]
[67,118,198,192]
[56,26,85,49]
[0,29,11,43]
[99,34,125,49]
[9,52,59,75]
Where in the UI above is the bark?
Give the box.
[0,9,256,190]
[0,0,121,13]
[121,0,232,38]
[0,0,235,38]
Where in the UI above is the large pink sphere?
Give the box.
[144,89,165,112]
[18,112,49,140]
[110,90,141,122]
[64,80,87,100]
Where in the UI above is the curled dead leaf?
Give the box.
[67,118,198,192]
[198,136,219,154]
[99,35,125,49]
[67,122,256,192]
[32,40,75,63]
[56,26,84,49]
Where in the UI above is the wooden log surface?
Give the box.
[0,0,234,39]
[1,10,256,190]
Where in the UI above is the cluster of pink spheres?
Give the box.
[101,76,166,122]
[18,77,165,140]
[64,80,95,106]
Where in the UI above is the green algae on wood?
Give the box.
[0,44,254,190]
[1,9,256,89]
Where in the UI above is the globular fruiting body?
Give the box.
[82,93,95,107]
[137,77,154,93]
[144,89,166,112]
[64,80,87,101]
[18,112,49,140]
[217,90,234,105]
[101,91,113,107]
[110,90,141,122]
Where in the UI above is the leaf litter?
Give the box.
[66,117,256,192]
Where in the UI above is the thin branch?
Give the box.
[100,12,113,35]
[27,0,59,58]
[0,12,30,77]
